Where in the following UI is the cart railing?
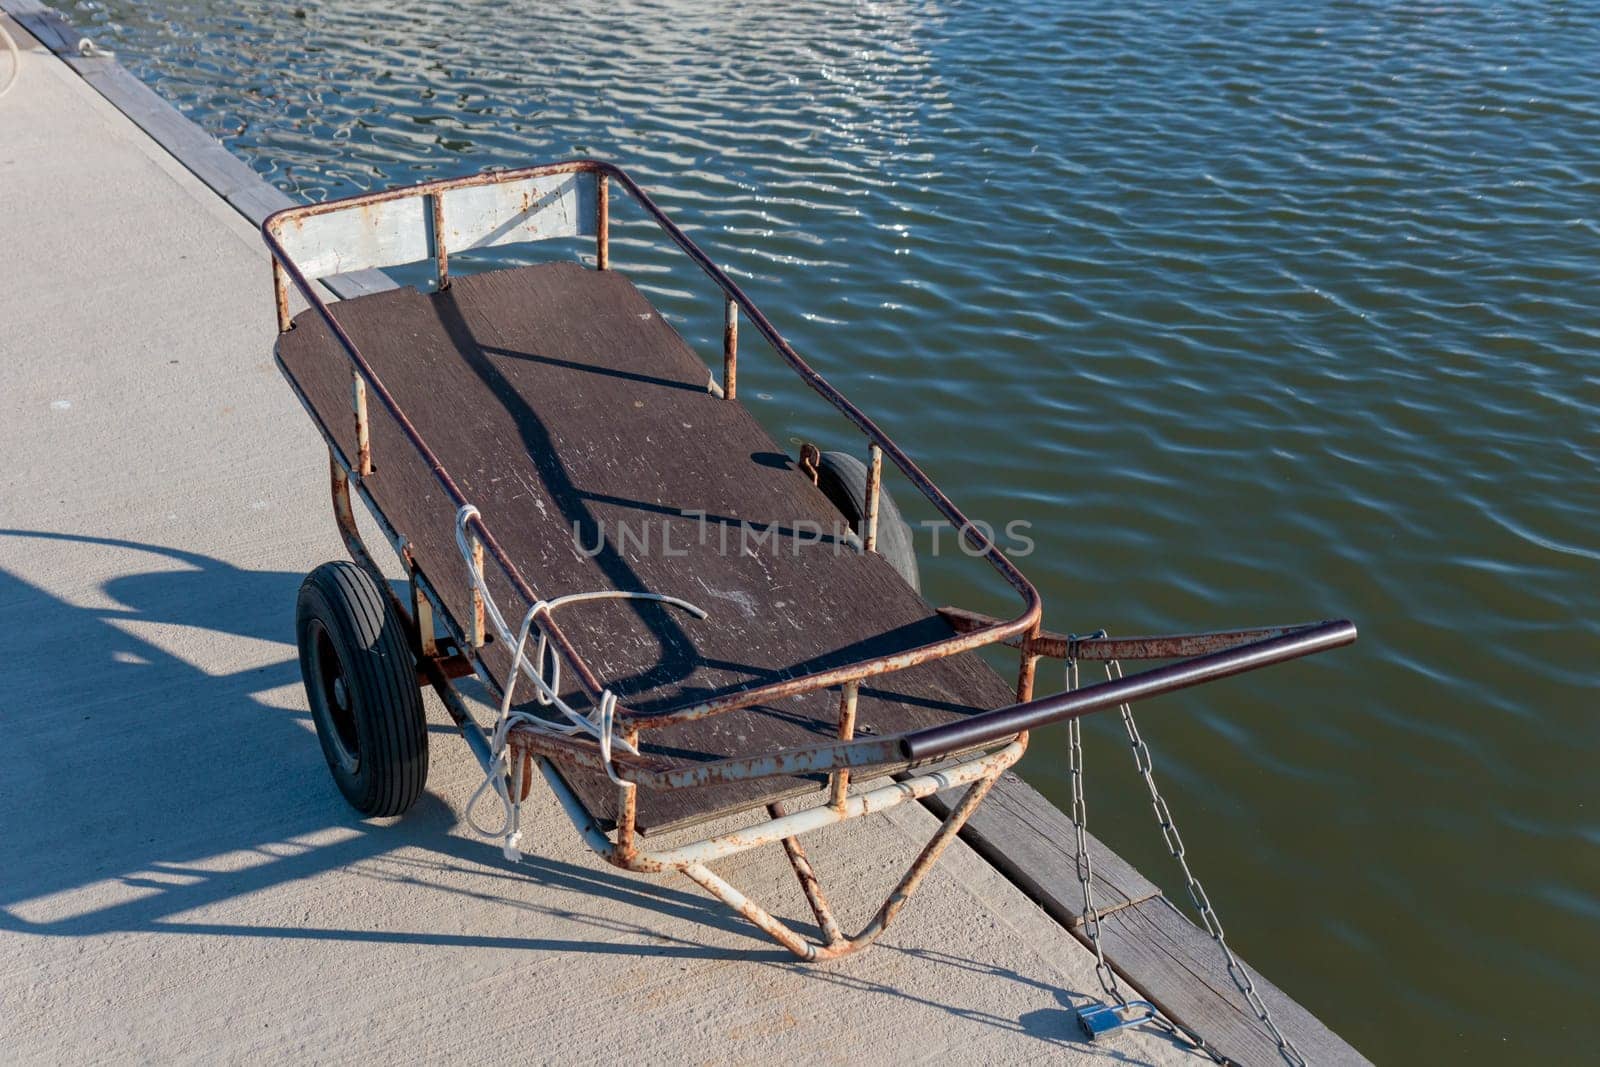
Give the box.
[263,159,1043,739]
[589,617,1356,789]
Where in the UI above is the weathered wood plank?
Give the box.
[3,0,77,55]
[10,15,398,294]
[924,772,1162,925]
[926,772,1368,1063]
[68,59,263,200]
[1086,895,1370,1066]
[223,180,294,226]
[323,269,400,299]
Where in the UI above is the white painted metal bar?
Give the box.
[532,741,1022,872]
[273,172,594,281]
[440,171,593,253]
[637,743,1020,868]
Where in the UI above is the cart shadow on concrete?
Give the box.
[0,529,769,953]
[0,529,1121,1049]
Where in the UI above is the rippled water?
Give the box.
[75,0,1598,1059]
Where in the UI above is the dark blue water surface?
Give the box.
[79,0,1599,1059]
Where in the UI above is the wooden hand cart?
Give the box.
[263,160,1355,961]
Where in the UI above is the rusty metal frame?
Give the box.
[321,442,1028,959]
[311,435,1352,960]
[264,159,1043,745]
[937,606,1339,662]
[534,733,1027,961]
[265,159,1357,961]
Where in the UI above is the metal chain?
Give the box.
[1067,648,1231,1065]
[1105,656,1308,1067]
[1066,652,1124,1003]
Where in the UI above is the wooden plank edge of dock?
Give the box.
[0,0,395,302]
[0,5,1368,1062]
[924,774,1371,1065]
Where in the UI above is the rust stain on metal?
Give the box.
[769,800,846,945]
[430,192,449,290]
[797,442,820,486]
[863,444,882,552]
[350,372,372,477]
[722,296,738,400]
[937,605,1334,661]
[594,172,609,271]
[469,534,485,648]
[828,680,859,812]
[271,258,291,333]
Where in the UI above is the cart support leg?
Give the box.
[681,748,1017,962]
[529,736,1024,962]
[468,534,485,648]
[769,801,846,947]
[330,453,390,597]
[682,861,821,960]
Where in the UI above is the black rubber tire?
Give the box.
[295,561,427,817]
[814,450,921,594]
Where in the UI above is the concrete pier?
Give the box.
[0,10,1360,1063]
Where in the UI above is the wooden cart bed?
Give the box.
[278,261,1018,833]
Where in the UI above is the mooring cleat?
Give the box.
[1076,1000,1158,1040]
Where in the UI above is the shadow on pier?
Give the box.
[0,529,1118,1052]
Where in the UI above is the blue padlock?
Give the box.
[1076,1000,1158,1040]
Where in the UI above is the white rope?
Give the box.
[0,26,115,104]
[455,505,707,859]
[0,22,21,102]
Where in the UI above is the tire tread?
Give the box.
[296,561,427,817]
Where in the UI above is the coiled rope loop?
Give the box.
[454,505,707,859]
